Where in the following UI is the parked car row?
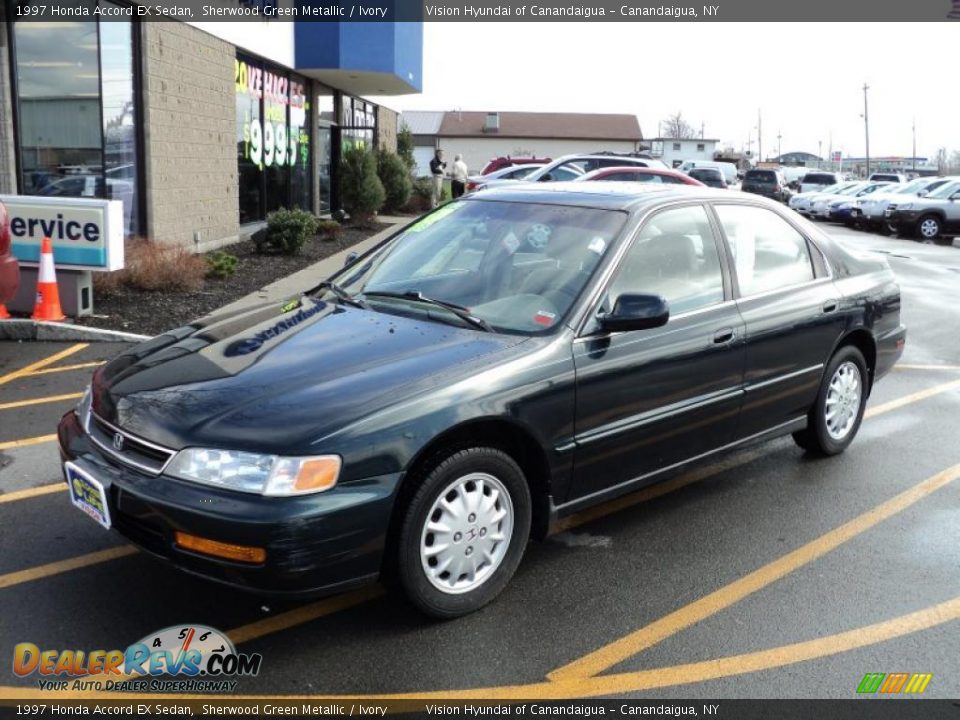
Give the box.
[787,174,960,243]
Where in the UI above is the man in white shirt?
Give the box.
[451,154,469,199]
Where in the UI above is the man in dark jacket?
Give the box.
[429,149,446,208]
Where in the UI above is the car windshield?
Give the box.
[836,183,868,196]
[746,171,776,182]
[334,200,627,334]
[927,180,960,199]
[895,179,930,194]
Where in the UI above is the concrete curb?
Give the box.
[0,319,150,343]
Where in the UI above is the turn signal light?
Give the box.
[292,457,340,493]
[174,532,266,564]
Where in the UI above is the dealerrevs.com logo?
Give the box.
[13,625,262,693]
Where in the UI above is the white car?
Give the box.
[852,176,955,231]
[808,181,889,219]
[789,181,859,216]
[466,163,545,193]
[475,154,667,192]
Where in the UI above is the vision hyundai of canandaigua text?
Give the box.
[59,183,906,618]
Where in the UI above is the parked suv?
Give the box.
[0,200,21,307]
[868,172,907,184]
[886,178,960,242]
[741,169,790,202]
[799,171,843,194]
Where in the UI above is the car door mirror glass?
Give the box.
[599,293,669,332]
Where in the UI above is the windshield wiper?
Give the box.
[308,281,368,309]
[362,290,494,332]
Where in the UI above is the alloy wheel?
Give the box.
[825,361,862,441]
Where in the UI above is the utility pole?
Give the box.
[912,119,916,174]
[818,139,823,166]
[757,109,763,163]
[862,83,870,177]
[777,130,782,162]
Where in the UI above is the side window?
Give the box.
[607,205,725,316]
[714,205,815,297]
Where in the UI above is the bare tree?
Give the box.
[660,112,698,140]
[947,149,960,175]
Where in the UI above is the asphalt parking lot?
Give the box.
[1,224,959,701]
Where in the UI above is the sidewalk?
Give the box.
[214,215,409,316]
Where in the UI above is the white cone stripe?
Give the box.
[38,247,57,283]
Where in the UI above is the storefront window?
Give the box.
[236,54,312,223]
[13,6,140,235]
[316,88,335,214]
[340,96,377,152]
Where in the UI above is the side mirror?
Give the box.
[917,189,929,197]
[598,293,669,332]
[951,192,960,201]
[344,251,359,267]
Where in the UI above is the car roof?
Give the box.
[463,181,743,211]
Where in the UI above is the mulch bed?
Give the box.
[74,224,391,337]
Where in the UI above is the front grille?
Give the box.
[87,411,175,475]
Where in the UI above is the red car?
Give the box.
[479,156,552,176]
[0,200,20,308]
[576,166,705,186]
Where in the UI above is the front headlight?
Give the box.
[75,385,92,429]
[898,203,914,211]
[166,449,341,496]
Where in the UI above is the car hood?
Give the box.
[92,297,528,453]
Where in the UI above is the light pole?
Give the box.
[757,109,763,163]
[862,83,870,177]
[777,130,782,162]
[912,119,916,174]
[818,140,823,167]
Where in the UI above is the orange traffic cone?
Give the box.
[0,304,10,319]
[32,237,65,321]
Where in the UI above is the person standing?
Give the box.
[429,148,446,208]
[451,154,469,199]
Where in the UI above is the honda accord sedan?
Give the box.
[58,183,906,618]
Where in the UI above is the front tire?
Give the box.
[395,447,531,618]
[916,214,942,243]
[792,346,868,456]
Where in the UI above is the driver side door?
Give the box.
[568,203,746,503]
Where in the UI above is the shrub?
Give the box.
[377,149,413,213]
[403,176,434,214]
[316,219,342,241]
[93,237,207,293]
[205,250,238,279]
[264,207,318,255]
[340,146,385,226]
[397,123,416,172]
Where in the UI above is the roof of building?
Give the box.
[435,111,642,141]
[398,111,445,135]
[650,137,720,143]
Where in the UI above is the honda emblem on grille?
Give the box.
[113,433,125,451]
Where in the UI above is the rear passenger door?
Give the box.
[712,203,846,439]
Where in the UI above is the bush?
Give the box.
[205,250,238,279]
[93,238,207,294]
[264,207,318,255]
[404,176,434,214]
[340,146,385,226]
[397,123,416,172]
[316,219,341,241]
[377,149,412,213]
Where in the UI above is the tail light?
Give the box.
[467,182,477,191]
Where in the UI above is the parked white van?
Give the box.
[678,160,737,185]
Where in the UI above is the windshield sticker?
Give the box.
[502,232,520,254]
[534,310,557,327]
[588,236,607,255]
[406,202,464,232]
[279,297,302,314]
[526,223,552,249]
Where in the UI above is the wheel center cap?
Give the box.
[465,526,480,542]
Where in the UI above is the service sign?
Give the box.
[0,194,125,271]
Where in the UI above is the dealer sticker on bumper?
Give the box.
[65,462,112,530]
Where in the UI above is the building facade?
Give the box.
[400,111,643,176]
[1,7,421,250]
[647,137,719,168]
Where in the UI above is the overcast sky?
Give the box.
[375,22,956,160]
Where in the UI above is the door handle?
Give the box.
[712,328,736,345]
[822,300,839,314]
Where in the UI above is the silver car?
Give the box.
[852,176,955,231]
[789,181,859,216]
[808,182,891,220]
[887,179,960,242]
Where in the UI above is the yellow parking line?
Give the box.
[0,434,57,451]
[0,547,137,590]
[0,344,88,386]
[547,461,960,681]
[0,392,82,411]
[27,360,106,376]
[0,483,65,505]
[865,378,960,419]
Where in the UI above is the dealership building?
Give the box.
[0,7,422,249]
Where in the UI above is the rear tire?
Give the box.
[792,346,868,457]
[395,447,531,619]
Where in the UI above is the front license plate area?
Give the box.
[65,462,112,530]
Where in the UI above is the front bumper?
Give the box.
[57,411,401,596]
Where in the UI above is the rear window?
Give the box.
[802,173,836,185]
[690,168,721,179]
[746,171,777,182]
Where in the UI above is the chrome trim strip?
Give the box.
[744,364,824,393]
[91,412,175,456]
[575,386,744,447]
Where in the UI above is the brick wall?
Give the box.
[0,15,18,194]
[141,22,238,249]
[377,105,398,154]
